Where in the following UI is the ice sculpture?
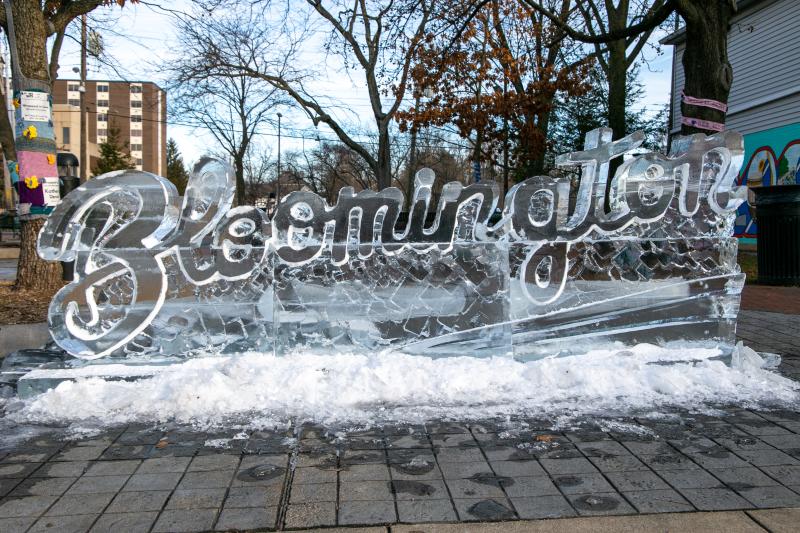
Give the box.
[37,128,746,361]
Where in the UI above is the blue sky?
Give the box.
[53,1,676,166]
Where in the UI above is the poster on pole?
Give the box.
[20,91,51,123]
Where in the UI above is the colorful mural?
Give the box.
[734,125,800,238]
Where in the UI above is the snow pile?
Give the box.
[8,343,799,429]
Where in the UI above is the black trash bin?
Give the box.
[752,184,800,285]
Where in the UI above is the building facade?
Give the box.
[52,79,167,176]
[664,0,800,241]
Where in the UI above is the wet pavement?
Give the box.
[0,308,797,531]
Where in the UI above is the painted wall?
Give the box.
[734,122,800,239]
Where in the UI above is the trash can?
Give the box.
[752,184,800,285]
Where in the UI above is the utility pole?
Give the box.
[276,112,282,211]
[502,76,509,202]
[79,15,88,182]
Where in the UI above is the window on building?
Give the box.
[97,84,109,92]
[62,127,71,144]
[97,113,108,122]
[97,99,109,107]
[67,83,80,92]
[135,158,143,166]
[131,129,143,137]
[130,144,143,151]
[130,101,143,108]
[68,99,80,107]
[130,85,142,94]
[130,116,143,123]
[97,129,108,138]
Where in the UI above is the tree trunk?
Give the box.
[9,0,62,291]
[677,1,735,135]
[15,218,62,292]
[607,42,628,142]
[376,122,392,190]
[234,157,246,206]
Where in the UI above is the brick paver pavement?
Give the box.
[0,306,798,531]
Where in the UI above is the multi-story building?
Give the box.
[52,79,167,176]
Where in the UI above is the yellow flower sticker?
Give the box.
[24,176,40,189]
[12,98,19,109]
[22,125,38,140]
[47,154,56,165]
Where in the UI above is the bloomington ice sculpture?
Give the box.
[37,128,746,361]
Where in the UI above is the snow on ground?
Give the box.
[6,343,799,431]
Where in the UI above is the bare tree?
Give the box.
[167,50,289,205]
[174,0,438,190]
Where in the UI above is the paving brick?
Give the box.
[445,478,505,499]
[680,488,753,511]
[588,455,649,472]
[338,500,397,525]
[89,511,158,533]
[2,450,59,463]
[431,433,478,448]
[166,488,226,509]
[0,462,42,478]
[29,513,99,533]
[554,472,615,495]
[397,499,457,522]
[152,508,218,532]
[9,476,75,497]
[67,475,129,495]
[761,465,800,485]
[340,480,393,501]
[502,475,560,498]
[188,454,240,472]
[341,450,386,465]
[489,460,547,478]
[623,489,693,513]
[225,485,281,508]
[575,441,630,457]
[106,490,171,513]
[291,466,336,484]
[215,506,277,531]
[391,479,448,500]
[621,441,673,455]
[605,470,670,492]
[0,495,58,517]
[567,493,636,516]
[46,492,115,516]
[0,517,37,532]
[135,457,191,474]
[100,446,153,461]
[389,457,441,481]
[638,453,700,470]
[284,501,336,529]
[736,449,799,466]
[386,434,430,449]
[84,461,140,477]
[709,467,780,489]
[339,463,391,482]
[177,470,234,489]
[434,448,485,463]
[453,497,516,521]
[510,494,577,519]
[123,472,182,492]
[289,482,336,503]
[688,451,751,469]
[32,462,89,478]
[438,461,492,479]
[656,468,724,489]
[540,457,598,475]
[54,446,106,462]
[737,485,800,508]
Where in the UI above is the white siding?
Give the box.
[670,0,800,135]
